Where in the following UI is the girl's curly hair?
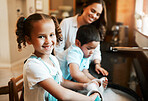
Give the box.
[15,13,63,51]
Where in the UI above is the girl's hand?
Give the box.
[95,64,109,76]
[83,80,99,91]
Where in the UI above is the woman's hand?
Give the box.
[95,64,109,76]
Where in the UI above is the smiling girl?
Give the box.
[15,13,99,101]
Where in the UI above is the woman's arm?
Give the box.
[92,44,102,62]
[69,63,91,83]
[93,44,109,76]
[38,78,97,101]
[94,59,108,76]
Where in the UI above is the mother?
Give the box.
[55,0,108,76]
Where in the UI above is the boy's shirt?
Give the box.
[56,44,90,80]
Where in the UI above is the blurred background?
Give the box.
[0,0,148,101]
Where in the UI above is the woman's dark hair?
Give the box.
[92,1,107,40]
[76,24,101,46]
[15,13,62,51]
[82,0,104,9]
[81,0,107,41]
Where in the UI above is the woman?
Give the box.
[55,0,108,76]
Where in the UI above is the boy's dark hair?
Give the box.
[76,24,100,46]
[15,13,62,51]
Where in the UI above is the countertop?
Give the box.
[89,34,148,101]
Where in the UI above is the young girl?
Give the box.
[15,13,99,101]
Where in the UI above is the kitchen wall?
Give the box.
[0,0,11,67]
[0,0,49,68]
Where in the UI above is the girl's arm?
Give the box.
[61,77,86,90]
[82,69,96,80]
[69,63,92,83]
[38,78,98,101]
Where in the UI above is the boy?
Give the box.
[56,24,107,85]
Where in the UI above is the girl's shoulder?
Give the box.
[25,56,41,64]
[50,54,59,63]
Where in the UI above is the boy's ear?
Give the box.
[25,36,32,45]
[75,39,81,47]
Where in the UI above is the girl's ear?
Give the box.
[75,39,81,47]
[25,36,32,45]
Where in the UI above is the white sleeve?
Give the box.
[25,60,52,89]
[54,19,67,55]
[92,44,102,62]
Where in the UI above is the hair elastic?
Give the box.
[24,18,26,21]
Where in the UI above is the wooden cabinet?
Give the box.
[105,0,135,45]
[48,0,75,17]
[116,0,135,45]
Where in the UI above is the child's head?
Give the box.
[75,24,100,58]
[16,13,63,56]
[16,13,62,51]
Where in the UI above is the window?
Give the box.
[135,0,148,36]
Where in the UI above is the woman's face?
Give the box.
[82,3,103,24]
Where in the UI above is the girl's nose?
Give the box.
[45,36,51,44]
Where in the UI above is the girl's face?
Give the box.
[82,3,103,24]
[80,41,99,58]
[28,19,56,57]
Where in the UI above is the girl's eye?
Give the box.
[50,33,55,37]
[38,36,45,38]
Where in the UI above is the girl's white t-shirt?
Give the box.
[23,54,62,101]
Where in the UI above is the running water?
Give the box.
[103,88,137,101]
